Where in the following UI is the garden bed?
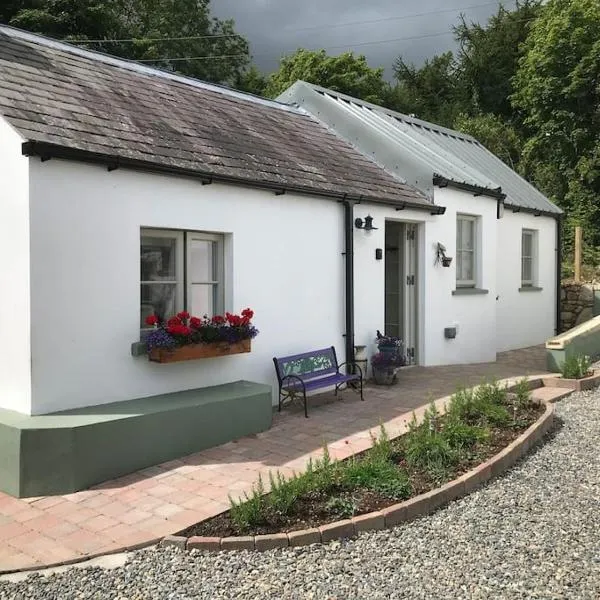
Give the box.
[180,380,544,539]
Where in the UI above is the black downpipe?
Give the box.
[556,216,563,334]
[343,200,355,368]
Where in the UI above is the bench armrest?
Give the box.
[337,361,363,379]
[280,374,307,391]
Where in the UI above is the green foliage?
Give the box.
[228,474,265,532]
[447,381,510,427]
[390,52,461,127]
[442,418,490,449]
[512,0,600,248]
[3,0,250,85]
[325,496,358,518]
[561,354,592,379]
[264,49,390,104]
[513,378,533,410]
[453,0,542,120]
[454,113,524,171]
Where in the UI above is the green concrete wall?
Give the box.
[546,315,600,372]
[0,380,272,498]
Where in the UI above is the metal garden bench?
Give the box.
[273,346,363,418]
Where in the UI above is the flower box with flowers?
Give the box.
[145,309,258,364]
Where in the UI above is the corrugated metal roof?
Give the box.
[278,81,561,215]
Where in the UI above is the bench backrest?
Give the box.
[273,346,339,383]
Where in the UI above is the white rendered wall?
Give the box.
[496,211,557,352]
[353,187,498,367]
[0,118,31,413]
[28,159,345,414]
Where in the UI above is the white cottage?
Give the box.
[278,82,563,366]
[0,28,561,496]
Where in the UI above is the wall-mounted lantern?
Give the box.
[435,242,453,267]
[497,198,505,219]
[355,215,378,231]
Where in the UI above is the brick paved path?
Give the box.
[0,346,547,573]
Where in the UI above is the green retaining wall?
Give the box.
[0,380,272,498]
[546,315,600,372]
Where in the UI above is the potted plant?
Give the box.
[144,308,259,363]
[372,332,407,385]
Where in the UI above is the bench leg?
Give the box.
[303,391,308,418]
[359,376,364,401]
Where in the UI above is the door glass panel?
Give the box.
[190,283,215,317]
[140,283,177,327]
[141,236,177,281]
[189,240,216,282]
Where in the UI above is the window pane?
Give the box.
[190,284,216,317]
[141,283,176,327]
[522,257,533,282]
[522,232,533,258]
[462,219,474,250]
[457,219,463,251]
[189,239,217,282]
[141,236,177,281]
[460,251,474,281]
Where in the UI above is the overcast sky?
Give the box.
[212,0,517,75]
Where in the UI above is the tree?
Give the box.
[512,0,600,249]
[3,0,250,85]
[390,52,461,127]
[235,65,268,97]
[454,1,542,120]
[454,113,523,170]
[264,49,389,104]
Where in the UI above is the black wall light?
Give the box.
[355,215,378,231]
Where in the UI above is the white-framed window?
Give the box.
[521,229,537,287]
[140,228,224,329]
[456,215,477,287]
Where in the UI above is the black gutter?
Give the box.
[556,215,563,335]
[342,200,355,368]
[505,202,563,220]
[433,173,505,201]
[22,140,446,215]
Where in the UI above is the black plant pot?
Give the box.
[442,257,453,267]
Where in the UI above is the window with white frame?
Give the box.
[521,229,537,287]
[456,215,477,287]
[140,229,224,329]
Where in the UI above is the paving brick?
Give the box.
[187,536,222,551]
[319,519,355,542]
[221,536,255,551]
[382,502,408,527]
[159,535,187,549]
[254,533,289,551]
[287,528,321,547]
[352,511,385,533]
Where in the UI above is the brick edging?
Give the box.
[542,370,600,392]
[162,398,555,553]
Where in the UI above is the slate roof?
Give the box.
[0,27,436,211]
[278,81,561,216]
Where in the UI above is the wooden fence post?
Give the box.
[574,225,582,282]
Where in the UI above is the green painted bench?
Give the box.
[0,380,272,498]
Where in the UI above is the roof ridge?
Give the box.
[0,24,299,114]
[295,80,480,143]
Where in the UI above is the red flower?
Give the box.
[167,316,182,327]
[177,311,190,320]
[241,308,254,319]
[212,315,226,325]
[145,314,158,326]
[167,324,191,336]
[190,317,202,329]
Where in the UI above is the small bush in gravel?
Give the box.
[561,354,592,379]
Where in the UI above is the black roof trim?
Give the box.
[433,173,506,201]
[22,141,447,215]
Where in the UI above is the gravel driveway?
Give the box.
[2,390,600,600]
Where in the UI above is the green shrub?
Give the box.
[229,475,266,532]
[404,425,458,474]
[442,418,489,449]
[561,354,592,379]
[447,381,510,427]
[369,472,411,500]
[325,496,358,518]
[512,378,532,409]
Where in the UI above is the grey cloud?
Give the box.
[213,0,516,74]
